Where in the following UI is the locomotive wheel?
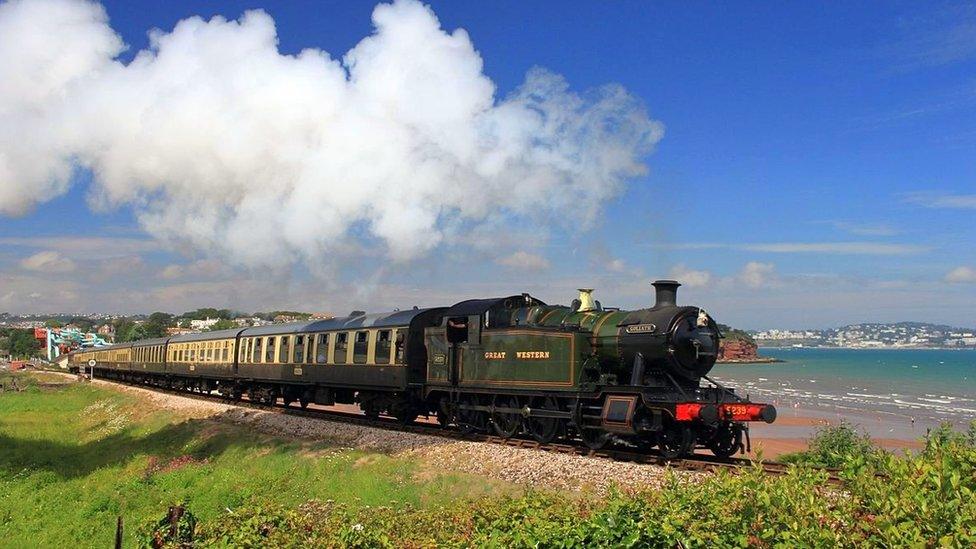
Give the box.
[581,428,610,451]
[658,425,694,459]
[707,425,742,459]
[299,397,309,409]
[362,402,380,420]
[526,396,561,444]
[436,408,451,428]
[490,396,522,438]
[392,403,419,425]
[458,398,487,434]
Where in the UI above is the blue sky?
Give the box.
[1,0,974,328]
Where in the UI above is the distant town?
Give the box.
[0,309,335,337]
[0,309,338,362]
[753,322,976,349]
[3,311,975,365]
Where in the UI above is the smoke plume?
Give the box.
[0,0,663,269]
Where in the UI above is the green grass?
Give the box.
[4,374,975,548]
[0,374,512,548]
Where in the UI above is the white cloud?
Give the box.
[668,264,711,288]
[158,259,223,280]
[904,192,976,209]
[607,259,627,273]
[19,250,76,272]
[653,242,926,255]
[739,261,775,289]
[0,235,159,258]
[740,242,924,255]
[496,250,550,271]
[0,0,662,272]
[830,221,899,237]
[946,266,976,284]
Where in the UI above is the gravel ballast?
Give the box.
[67,374,699,493]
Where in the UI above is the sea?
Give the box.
[711,348,976,435]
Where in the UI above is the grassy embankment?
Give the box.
[2,371,975,547]
[0,372,512,547]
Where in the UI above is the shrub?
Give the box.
[139,423,976,548]
[780,420,879,468]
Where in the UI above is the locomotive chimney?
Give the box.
[652,280,680,309]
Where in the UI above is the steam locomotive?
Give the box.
[68,280,775,458]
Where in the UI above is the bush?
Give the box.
[780,420,879,468]
[140,423,976,548]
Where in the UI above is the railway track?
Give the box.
[80,373,843,484]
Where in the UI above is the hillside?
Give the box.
[754,322,976,348]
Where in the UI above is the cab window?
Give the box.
[354,331,369,364]
[334,333,348,364]
[375,330,391,365]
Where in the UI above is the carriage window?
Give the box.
[265,337,276,363]
[279,336,290,363]
[316,334,329,364]
[375,330,391,365]
[222,343,229,361]
[294,335,305,363]
[241,340,248,362]
[354,331,369,364]
[253,338,262,363]
[334,333,348,364]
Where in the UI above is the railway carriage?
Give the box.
[67,280,775,458]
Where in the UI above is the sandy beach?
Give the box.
[746,405,928,459]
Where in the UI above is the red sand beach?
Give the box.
[746,405,928,459]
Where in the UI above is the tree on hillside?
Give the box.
[718,324,756,345]
[68,317,94,332]
[181,308,233,321]
[2,329,41,358]
[44,319,62,329]
[120,323,148,342]
[142,312,174,338]
[206,319,236,331]
[112,319,135,342]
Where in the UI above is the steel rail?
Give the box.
[80,373,843,483]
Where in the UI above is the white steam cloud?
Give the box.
[0,0,662,269]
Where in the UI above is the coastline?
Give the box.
[745,405,928,459]
[717,357,783,365]
[759,345,976,351]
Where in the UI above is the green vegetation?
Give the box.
[0,328,41,359]
[718,323,756,344]
[779,420,878,468]
[205,319,237,331]
[180,308,235,321]
[0,375,513,547]
[150,424,976,548]
[3,375,974,548]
